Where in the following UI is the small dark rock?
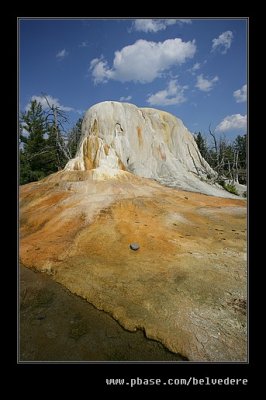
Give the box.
[130,243,140,251]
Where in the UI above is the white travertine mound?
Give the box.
[65,101,233,197]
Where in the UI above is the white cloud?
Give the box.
[147,79,187,106]
[90,38,196,84]
[233,84,247,103]
[195,74,219,92]
[134,19,168,33]
[89,57,113,83]
[216,114,247,132]
[192,62,201,71]
[177,19,192,24]
[133,19,191,33]
[119,95,132,101]
[189,62,201,75]
[20,123,29,138]
[211,31,233,54]
[26,95,74,112]
[56,49,69,59]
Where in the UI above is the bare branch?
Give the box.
[24,148,55,161]
[41,93,53,110]
[187,144,199,176]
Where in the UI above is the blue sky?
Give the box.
[19,18,247,141]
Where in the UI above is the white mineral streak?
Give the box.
[65,101,234,197]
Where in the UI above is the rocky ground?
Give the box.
[19,170,247,361]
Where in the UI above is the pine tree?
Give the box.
[194,132,208,160]
[233,134,246,169]
[44,97,71,171]
[233,134,247,184]
[20,100,51,184]
[67,117,83,158]
[19,98,74,184]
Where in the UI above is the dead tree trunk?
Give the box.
[228,160,233,182]
[233,150,239,183]
[209,125,223,180]
[52,106,71,162]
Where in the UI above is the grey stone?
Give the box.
[130,243,140,251]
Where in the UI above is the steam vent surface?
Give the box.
[20,101,247,361]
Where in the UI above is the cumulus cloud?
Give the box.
[211,31,233,54]
[25,95,74,112]
[233,84,247,103]
[90,38,196,84]
[216,114,247,132]
[195,74,219,92]
[147,79,187,106]
[89,57,113,83]
[56,49,69,59]
[119,95,132,101]
[133,19,191,33]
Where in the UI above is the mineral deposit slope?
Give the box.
[20,102,246,361]
[65,101,236,197]
[20,170,247,361]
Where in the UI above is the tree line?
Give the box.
[19,98,82,185]
[194,130,247,192]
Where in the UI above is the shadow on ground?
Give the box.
[19,265,186,362]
